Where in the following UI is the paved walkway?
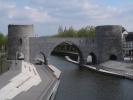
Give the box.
[0,60,61,100]
[84,61,133,80]
[99,61,133,79]
[66,55,133,80]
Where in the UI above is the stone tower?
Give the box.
[96,25,124,64]
[8,25,33,61]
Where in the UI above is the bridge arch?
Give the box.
[109,54,117,60]
[48,41,84,65]
[87,52,97,65]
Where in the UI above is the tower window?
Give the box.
[19,38,22,45]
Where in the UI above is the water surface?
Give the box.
[49,56,133,100]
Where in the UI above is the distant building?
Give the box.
[123,32,133,57]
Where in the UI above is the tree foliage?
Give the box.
[0,33,7,45]
[77,26,95,37]
[0,33,7,51]
[56,26,77,37]
[55,26,96,37]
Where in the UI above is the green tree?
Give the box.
[0,33,7,51]
[58,26,77,37]
[54,26,95,38]
[77,26,95,37]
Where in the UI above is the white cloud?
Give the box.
[0,0,133,35]
[24,6,56,23]
[7,6,57,23]
[82,2,122,20]
[0,1,16,19]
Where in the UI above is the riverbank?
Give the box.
[65,56,133,80]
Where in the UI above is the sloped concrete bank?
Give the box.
[0,60,61,100]
[65,56,133,80]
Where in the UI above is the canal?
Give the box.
[49,55,133,100]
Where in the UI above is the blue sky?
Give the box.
[0,0,133,36]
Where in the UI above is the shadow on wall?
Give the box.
[34,52,48,65]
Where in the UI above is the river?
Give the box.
[49,55,133,100]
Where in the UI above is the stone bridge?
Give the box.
[8,25,124,66]
[29,37,96,65]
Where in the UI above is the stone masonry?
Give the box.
[7,25,124,65]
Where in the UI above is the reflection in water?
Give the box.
[49,56,133,100]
